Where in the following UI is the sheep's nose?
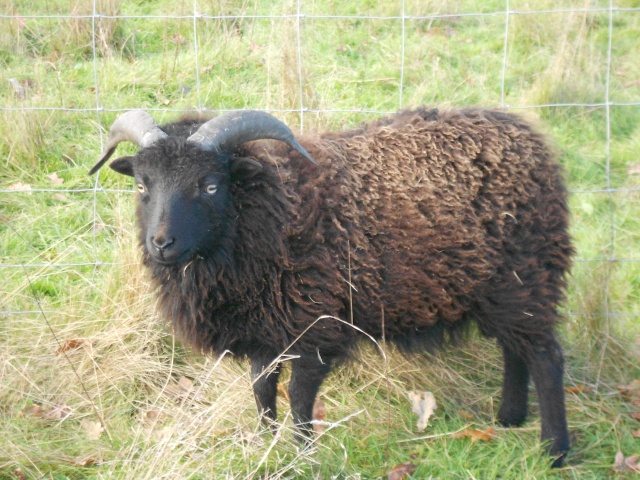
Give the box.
[151,235,175,252]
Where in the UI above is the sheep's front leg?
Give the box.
[251,351,281,426]
[288,354,331,441]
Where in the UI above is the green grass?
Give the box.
[1,0,640,478]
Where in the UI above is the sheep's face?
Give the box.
[109,142,239,266]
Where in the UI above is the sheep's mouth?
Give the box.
[148,247,195,266]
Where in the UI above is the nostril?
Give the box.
[151,236,175,251]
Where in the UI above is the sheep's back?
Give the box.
[291,108,570,345]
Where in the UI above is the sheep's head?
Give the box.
[90,110,314,266]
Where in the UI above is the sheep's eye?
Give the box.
[205,184,218,195]
[136,183,146,193]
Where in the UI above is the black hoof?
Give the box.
[497,405,527,427]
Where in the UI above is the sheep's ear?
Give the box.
[109,156,135,177]
[229,156,263,182]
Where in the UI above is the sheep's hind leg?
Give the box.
[288,354,331,442]
[498,343,530,427]
[479,309,569,465]
[526,335,569,468]
[494,335,568,467]
[251,351,282,428]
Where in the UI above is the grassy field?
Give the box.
[1,0,640,478]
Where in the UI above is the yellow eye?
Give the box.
[205,184,218,195]
[136,183,146,193]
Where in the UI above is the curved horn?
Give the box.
[187,110,316,165]
[89,110,168,175]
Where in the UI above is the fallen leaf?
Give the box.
[618,379,640,392]
[178,376,193,391]
[166,376,192,398]
[47,172,64,185]
[631,412,640,422]
[277,383,290,402]
[458,410,475,421]
[56,339,88,355]
[171,33,186,45]
[201,64,215,73]
[141,409,162,424]
[21,403,70,420]
[71,454,102,467]
[632,428,640,438]
[81,419,103,440]
[313,397,327,434]
[453,427,497,442]
[564,384,590,394]
[623,79,640,89]
[628,164,640,175]
[618,380,640,405]
[53,193,69,202]
[612,451,640,473]
[21,404,45,417]
[12,469,27,480]
[147,410,161,422]
[313,398,326,421]
[388,462,416,480]
[408,391,436,431]
[43,403,71,420]
[7,182,32,192]
[164,376,201,403]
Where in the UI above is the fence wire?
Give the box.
[1,1,639,325]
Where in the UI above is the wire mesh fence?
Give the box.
[1,0,639,330]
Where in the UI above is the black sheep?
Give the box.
[90,107,574,467]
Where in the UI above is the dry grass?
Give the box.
[1,0,639,477]
[519,11,606,106]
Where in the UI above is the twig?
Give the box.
[382,304,391,467]
[396,424,473,443]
